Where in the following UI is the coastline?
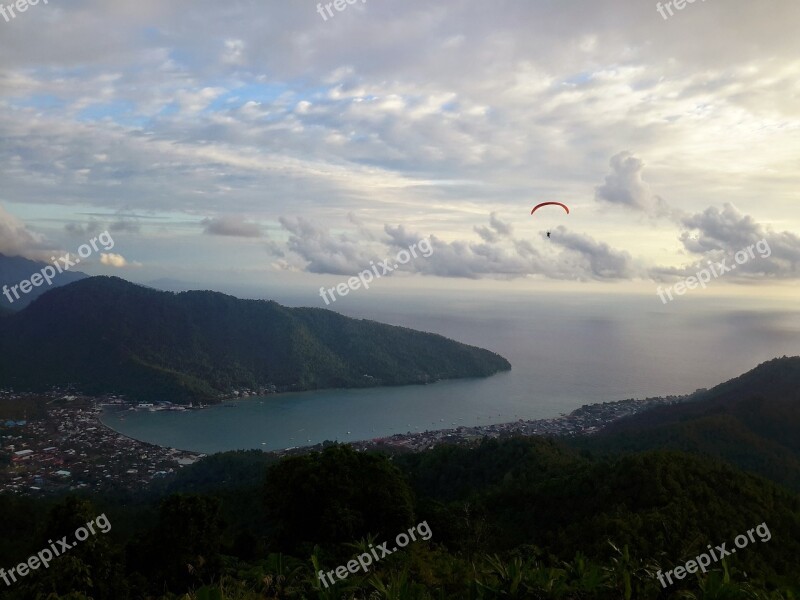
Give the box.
[0,391,205,495]
[99,391,695,459]
[1,386,697,495]
[270,392,693,458]
[98,404,198,453]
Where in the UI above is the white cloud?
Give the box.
[100,252,138,268]
[275,214,637,281]
[0,0,798,289]
[0,204,47,259]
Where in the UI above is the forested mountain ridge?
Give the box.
[0,276,511,402]
[573,356,800,490]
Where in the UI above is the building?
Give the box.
[12,449,34,462]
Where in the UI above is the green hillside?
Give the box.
[572,356,800,490]
[0,277,511,402]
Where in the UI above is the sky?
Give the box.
[1,0,799,307]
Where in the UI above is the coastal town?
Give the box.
[0,386,698,494]
[0,388,204,495]
[278,393,695,457]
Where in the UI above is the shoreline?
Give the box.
[0,391,205,495]
[1,387,699,495]
[96,391,697,459]
[2,386,700,495]
[97,405,199,454]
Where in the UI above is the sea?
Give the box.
[101,289,800,454]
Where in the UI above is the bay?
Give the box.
[101,292,800,454]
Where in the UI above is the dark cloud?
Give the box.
[202,216,262,238]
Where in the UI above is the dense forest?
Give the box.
[0,277,510,402]
[572,357,800,491]
[0,437,798,599]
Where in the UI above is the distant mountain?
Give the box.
[575,356,800,490]
[0,252,88,311]
[0,277,511,402]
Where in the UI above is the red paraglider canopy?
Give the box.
[531,202,570,215]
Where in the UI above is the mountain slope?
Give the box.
[574,357,800,489]
[0,252,88,311]
[0,277,511,402]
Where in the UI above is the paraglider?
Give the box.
[531,202,570,216]
[532,202,569,240]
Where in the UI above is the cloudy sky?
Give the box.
[1,0,798,304]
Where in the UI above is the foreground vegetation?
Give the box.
[0,438,798,599]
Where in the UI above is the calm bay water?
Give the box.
[101,292,800,454]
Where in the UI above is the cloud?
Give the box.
[547,226,638,280]
[175,87,227,115]
[66,214,141,236]
[595,152,672,218]
[109,217,141,233]
[1,0,798,290]
[277,214,637,281]
[202,216,262,238]
[679,203,761,253]
[0,204,46,258]
[390,222,636,281]
[651,203,800,280]
[278,215,378,275]
[399,233,540,279]
[65,220,104,236]
[100,252,138,268]
[489,212,513,236]
[347,211,377,241]
[474,211,513,242]
[222,39,245,66]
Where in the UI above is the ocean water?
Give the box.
[101,291,800,454]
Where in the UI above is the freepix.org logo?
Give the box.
[656,239,771,304]
[656,0,707,21]
[0,0,49,24]
[2,231,116,305]
[319,237,433,305]
[316,0,367,22]
[1,513,111,588]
